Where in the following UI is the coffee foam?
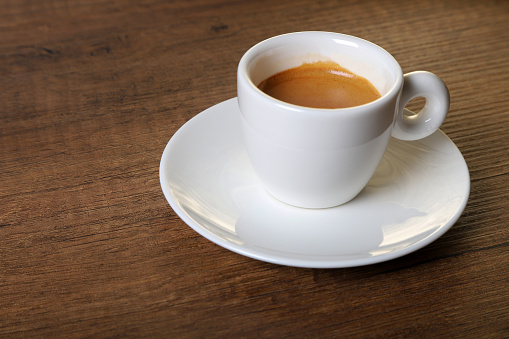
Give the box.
[250,49,394,97]
[258,60,382,109]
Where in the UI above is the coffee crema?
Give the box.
[257,60,381,109]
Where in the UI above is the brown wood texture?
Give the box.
[1,0,508,337]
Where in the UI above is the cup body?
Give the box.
[237,32,435,208]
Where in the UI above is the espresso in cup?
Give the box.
[238,32,450,208]
[257,60,381,109]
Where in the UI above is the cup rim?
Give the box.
[238,31,403,114]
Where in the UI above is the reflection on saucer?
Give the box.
[235,189,426,257]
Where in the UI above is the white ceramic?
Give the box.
[237,32,450,208]
[159,99,470,268]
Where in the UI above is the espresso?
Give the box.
[258,60,381,109]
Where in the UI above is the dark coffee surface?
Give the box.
[258,60,381,108]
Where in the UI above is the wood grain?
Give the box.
[0,0,508,337]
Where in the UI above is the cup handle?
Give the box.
[392,71,450,141]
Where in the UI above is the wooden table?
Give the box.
[1,0,508,337]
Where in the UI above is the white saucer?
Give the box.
[160,98,470,268]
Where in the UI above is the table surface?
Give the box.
[1,0,508,337]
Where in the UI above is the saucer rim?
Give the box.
[160,98,470,268]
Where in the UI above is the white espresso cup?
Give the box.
[237,32,449,208]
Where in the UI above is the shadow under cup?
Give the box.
[237,32,404,208]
